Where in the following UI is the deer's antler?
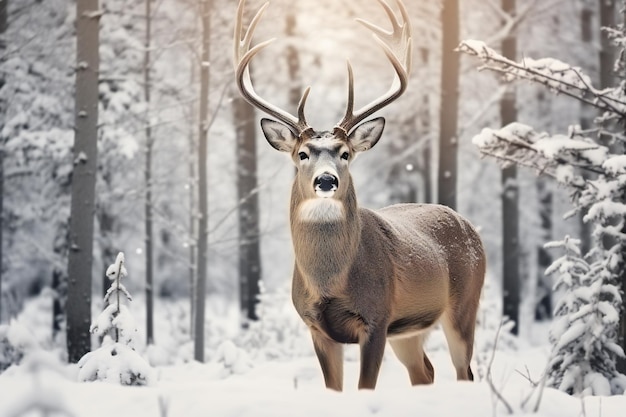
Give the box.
[234,0,412,138]
[335,0,412,136]
[234,0,313,137]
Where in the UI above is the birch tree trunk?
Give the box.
[66,0,100,362]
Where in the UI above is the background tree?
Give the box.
[143,0,155,346]
[417,46,433,203]
[438,0,460,208]
[194,0,211,362]
[66,0,100,363]
[500,0,520,335]
[285,9,301,129]
[233,95,261,323]
[0,0,7,324]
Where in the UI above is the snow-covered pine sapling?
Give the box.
[77,252,155,385]
[544,237,593,394]
[546,235,626,395]
[97,252,133,343]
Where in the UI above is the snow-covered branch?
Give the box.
[472,122,610,188]
[458,40,626,117]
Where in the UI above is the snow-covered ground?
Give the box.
[2,343,625,417]
[1,294,625,417]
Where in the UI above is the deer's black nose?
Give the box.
[314,173,338,192]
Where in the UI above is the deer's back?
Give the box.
[364,203,486,321]
[375,204,485,267]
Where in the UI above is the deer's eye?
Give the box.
[341,152,350,160]
[298,152,309,161]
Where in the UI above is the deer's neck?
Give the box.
[290,180,360,297]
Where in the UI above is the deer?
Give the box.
[234,0,486,391]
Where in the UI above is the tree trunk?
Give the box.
[437,0,459,209]
[535,177,552,320]
[579,4,594,266]
[599,0,615,95]
[233,95,261,323]
[420,47,432,203]
[194,0,211,363]
[286,12,300,119]
[0,0,7,324]
[98,203,115,300]
[500,0,519,335]
[66,0,100,363]
[188,63,197,339]
[52,221,69,338]
[144,0,155,346]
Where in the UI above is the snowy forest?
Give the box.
[1,0,626,415]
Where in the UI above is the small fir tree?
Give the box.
[545,236,624,395]
[77,252,155,386]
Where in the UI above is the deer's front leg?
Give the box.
[358,327,387,389]
[311,330,344,391]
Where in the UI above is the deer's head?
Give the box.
[234,0,411,202]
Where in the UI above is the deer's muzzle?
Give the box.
[314,173,339,197]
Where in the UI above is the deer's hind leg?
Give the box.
[441,311,476,381]
[389,334,434,385]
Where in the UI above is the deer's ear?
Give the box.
[261,118,297,152]
[348,117,385,152]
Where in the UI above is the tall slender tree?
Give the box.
[579,1,595,257]
[67,0,101,362]
[285,11,301,125]
[419,47,432,203]
[0,0,7,324]
[500,0,520,335]
[599,0,615,96]
[233,95,261,323]
[144,0,155,346]
[187,63,197,338]
[194,0,211,362]
[535,177,553,320]
[438,0,459,208]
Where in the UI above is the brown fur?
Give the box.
[235,0,483,390]
[289,165,486,390]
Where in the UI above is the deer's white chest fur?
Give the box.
[298,198,345,223]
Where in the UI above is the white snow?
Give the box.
[472,122,534,148]
[531,136,598,159]
[2,342,626,417]
[584,200,626,222]
[2,292,626,416]
[77,343,156,386]
[603,155,626,175]
[459,40,594,90]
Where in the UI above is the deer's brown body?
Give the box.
[234,0,486,390]
[291,178,485,390]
